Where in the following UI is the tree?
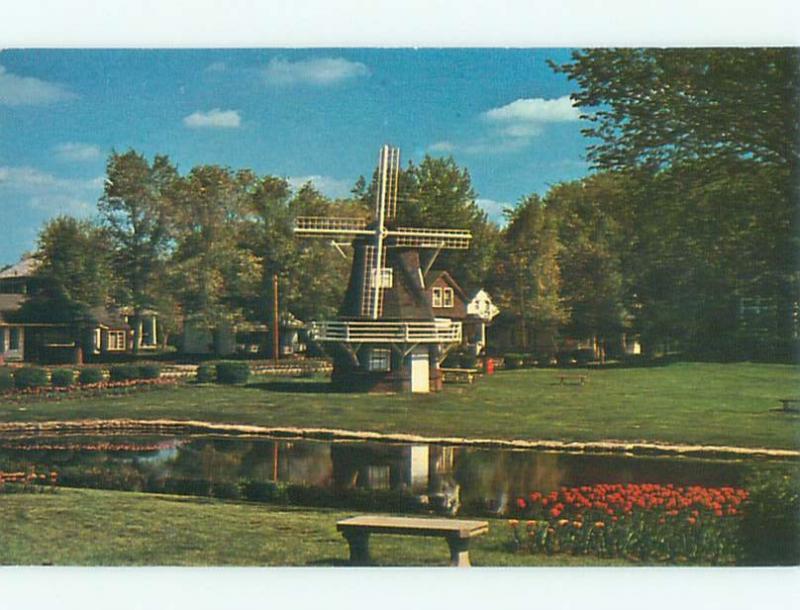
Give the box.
[34,216,113,308]
[551,48,799,360]
[359,155,499,294]
[546,176,627,358]
[491,195,566,355]
[98,150,177,352]
[550,48,799,172]
[168,165,256,324]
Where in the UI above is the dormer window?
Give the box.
[432,287,442,308]
[442,287,454,308]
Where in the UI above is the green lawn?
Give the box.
[0,487,631,567]
[1,362,798,450]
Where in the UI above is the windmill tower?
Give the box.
[294,145,472,393]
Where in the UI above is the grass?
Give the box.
[0,487,632,567]
[1,362,798,450]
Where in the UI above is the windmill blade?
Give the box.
[387,226,472,249]
[294,216,372,238]
[385,147,400,220]
[374,145,401,221]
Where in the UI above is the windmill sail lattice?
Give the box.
[295,145,472,321]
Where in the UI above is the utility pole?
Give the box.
[272,274,279,364]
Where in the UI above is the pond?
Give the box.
[0,432,792,517]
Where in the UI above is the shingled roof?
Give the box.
[0,255,39,280]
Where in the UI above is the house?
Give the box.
[0,294,27,362]
[181,316,236,356]
[464,289,500,355]
[424,273,499,356]
[0,255,138,363]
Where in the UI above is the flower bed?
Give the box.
[0,469,58,494]
[507,482,747,564]
[0,377,179,403]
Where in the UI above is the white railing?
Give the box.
[309,318,461,343]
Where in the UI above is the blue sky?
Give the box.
[0,48,591,265]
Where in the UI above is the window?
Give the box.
[370,267,393,288]
[367,348,391,372]
[9,327,20,351]
[443,287,454,308]
[107,330,127,351]
[432,287,442,308]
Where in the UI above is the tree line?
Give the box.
[24,48,798,361]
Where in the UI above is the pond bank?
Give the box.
[1,418,797,460]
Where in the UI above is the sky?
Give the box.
[0,48,592,265]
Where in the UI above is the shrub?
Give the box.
[215,361,250,384]
[459,353,478,369]
[137,364,161,379]
[13,367,49,390]
[50,368,75,387]
[109,364,140,382]
[504,353,525,369]
[78,367,104,385]
[0,368,13,391]
[738,472,800,565]
[196,364,215,383]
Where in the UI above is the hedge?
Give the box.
[78,368,104,384]
[215,361,250,384]
[109,364,140,382]
[51,368,75,387]
[13,367,49,390]
[196,364,215,383]
[0,367,13,391]
[137,364,161,379]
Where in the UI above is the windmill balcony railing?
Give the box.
[308,319,462,343]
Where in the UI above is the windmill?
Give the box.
[294,145,472,393]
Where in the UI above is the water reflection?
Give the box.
[0,433,763,517]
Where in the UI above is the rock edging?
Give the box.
[0,418,797,460]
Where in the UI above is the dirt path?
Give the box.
[0,418,797,460]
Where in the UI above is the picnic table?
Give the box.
[778,398,800,412]
[336,515,489,567]
[441,367,479,384]
[557,373,588,385]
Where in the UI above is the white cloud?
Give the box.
[263,57,369,86]
[183,108,241,129]
[476,198,512,225]
[483,96,580,123]
[0,64,77,106]
[0,165,101,216]
[428,141,457,153]
[287,175,353,199]
[54,142,102,162]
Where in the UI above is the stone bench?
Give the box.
[336,515,489,567]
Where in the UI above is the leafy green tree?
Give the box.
[491,195,566,355]
[550,48,799,171]
[98,150,177,352]
[551,48,799,360]
[358,155,499,294]
[546,176,627,357]
[168,165,256,324]
[34,216,113,307]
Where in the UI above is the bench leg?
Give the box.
[343,531,371,566]
[446,536,471,567]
